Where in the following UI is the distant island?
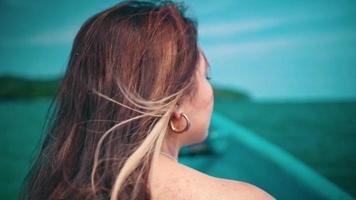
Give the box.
[0,75,61,99]
[0,75,250,101]
[212,86,250,101]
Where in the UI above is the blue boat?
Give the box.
[180,112,354,200]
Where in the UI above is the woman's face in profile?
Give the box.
[175,50,214,146]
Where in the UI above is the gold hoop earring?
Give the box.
[169,113,190,134]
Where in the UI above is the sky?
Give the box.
[0,0,356,100]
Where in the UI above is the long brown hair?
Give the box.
[19,0,200,199]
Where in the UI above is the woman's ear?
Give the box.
[171,103,183,120]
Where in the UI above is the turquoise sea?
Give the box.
[0,98,355,199]
[214,98,356,198]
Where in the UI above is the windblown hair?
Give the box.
[19,0,200,199]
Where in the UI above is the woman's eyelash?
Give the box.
[206,75,212,80]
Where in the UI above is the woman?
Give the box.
[20,0,275,199]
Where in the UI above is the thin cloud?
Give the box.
[27,27,78,46]
[0,26,79,47]
[199,18,280,37]
[204,29,356,58]
[199,9,350,38]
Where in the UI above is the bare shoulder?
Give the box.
[150,160,275,200]
[187,165,276,200]
[209,176,276,200]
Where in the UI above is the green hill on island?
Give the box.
[0,75,250,101]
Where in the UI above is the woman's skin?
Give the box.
[150,50,276,199]
[160,49,214,160]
